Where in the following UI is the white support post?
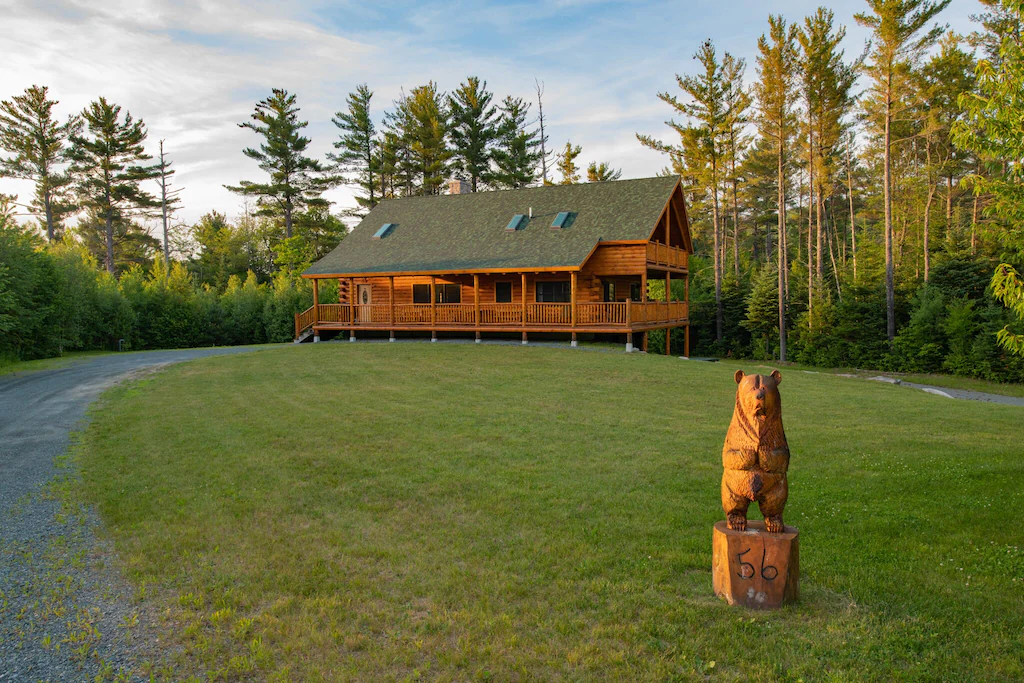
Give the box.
[313,334,320,343]
[349,334,356,343]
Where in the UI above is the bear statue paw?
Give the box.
[764,516,784,533]
[726,513,747,531]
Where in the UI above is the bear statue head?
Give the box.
[734,369,782,421]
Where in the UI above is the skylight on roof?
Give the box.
[372,223,396,239]
[551,211,575,229]
[505,214,528,231]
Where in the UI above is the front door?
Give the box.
[357,284,372,323]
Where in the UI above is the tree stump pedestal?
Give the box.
[712,520,799,609]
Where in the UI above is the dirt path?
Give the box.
[0,346,273,681]
[862,375,1024,407]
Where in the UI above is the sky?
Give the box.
[0,0,978,227]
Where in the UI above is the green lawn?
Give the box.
[75,344,1024,681]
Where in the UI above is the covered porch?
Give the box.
[296,270,690,354]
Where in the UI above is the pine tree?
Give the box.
[723,52,752,279]
[68,97,159,274]
[754,15,800,361]
[448,77,499,192]
[406,82,451,196]
[556,142,582,184]
[798,8,858,313]
[856,0,952,342]
[918,32,976,280]
[535,79,552,184]
[492,97,540,189]
[0,85,80,241]
[954,0,1024,355]
[156,140,182,269]
[226,89,335,238]
[640,40,730,343]
[384,92,419,197]
[329,84,378,215]
[586,161,622,182]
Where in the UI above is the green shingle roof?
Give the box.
[304,175,682,276]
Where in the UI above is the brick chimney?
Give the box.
[448,179,470,195]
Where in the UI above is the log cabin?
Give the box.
[297,175,692,354]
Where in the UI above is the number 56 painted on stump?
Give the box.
[736,547,779,581]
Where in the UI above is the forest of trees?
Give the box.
[2,0,1024,383]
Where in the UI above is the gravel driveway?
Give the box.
[0,346,274,681]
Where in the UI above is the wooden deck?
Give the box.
[296,301,688,338]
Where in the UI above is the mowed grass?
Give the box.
[76,344,1024,681]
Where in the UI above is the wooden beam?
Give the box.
[685,325,690,358]
[571,271,577,328]
[389,276,395,329]
[665,272,671,303]
[474,274,480,331]
[521,273,527,328]
[665,200,671,248]
[348,277,355,324]
[430,275,436,327]
[665,327,671,356]
[641,270,647,303]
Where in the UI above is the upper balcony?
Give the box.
[646,242,688,271]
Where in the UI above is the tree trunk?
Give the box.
[884,73,895,343]
[777,135,787,363]
[44,188,54,242]
[923,186,935,283]
[972,193,979,254]
[731,150,740,278]
[816,180,824,288]
[285,199,293,239]
[104,182,114,274]
[807,129,814,328]
[712,158,723,344]
[847,137,856,284]
[160,142,170,270]
[827,215,841,300]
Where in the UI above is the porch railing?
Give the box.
[296,300,688,338]
[646,242,688,270]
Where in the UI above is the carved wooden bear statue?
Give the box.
[721,369,790,533]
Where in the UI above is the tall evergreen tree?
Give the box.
[918,32,975,281]
[226,89,334,238]
[492,97,540,189]
[448,77,499,192]
[406,82,451,196]
[155,140,182,269]
[856,0,952,342]
[68,97,159,274]
[330,84,378,215]
[954,0,1024,355]
[640,40,732,343]
[754,15,800,361]
[799,8,858,311]
[556,141,583,185]
[0,85,80,241]
[586,161,622,182]
[723,52,752,278]
[384,92,419,197]
[535,79,552,184]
